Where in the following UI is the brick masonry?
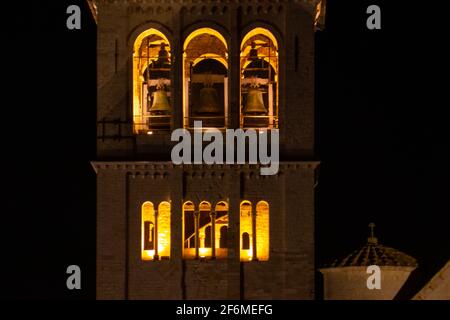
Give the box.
[93,0,321,300]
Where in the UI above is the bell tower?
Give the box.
[90,0,325,300]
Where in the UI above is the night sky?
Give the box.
[0,0,448,299]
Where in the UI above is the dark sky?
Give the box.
[0,0,448,299]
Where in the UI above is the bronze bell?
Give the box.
[197,86,222,114]
[244,87,267,115]
[150,89,171,114]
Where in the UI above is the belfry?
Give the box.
[90,0,325,300]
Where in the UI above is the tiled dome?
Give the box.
[328,224,417,268]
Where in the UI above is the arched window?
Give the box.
[240,200,270,261]
[183,28,229,128]
[133,29,172,134]
[141,201,171,261]
[157,201,171,259]
[240,28,279,129]
[182,201,195,259]
[240,201,253,261]
[141,202,155,261]
[215,201,229,258]
[256,201,270,261]
[182,200,229,259]
[198,201,212,258]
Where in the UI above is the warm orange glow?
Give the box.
[157,201,171,259]
[240,201,253,262]
[141,201,171,261]
[182,28,229,128]
[256,201,270,261]
[182,201,195,259]
[183,28,228,51]
[240,28,278,51]
[240,28,279,129]
[133,29,172,134]
[141,202,155,261]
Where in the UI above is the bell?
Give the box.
[197,86,222,114]
[244,87,267,115]
[150,89,171,114]
[156,43,170,66]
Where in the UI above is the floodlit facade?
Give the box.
[91,0,325,300]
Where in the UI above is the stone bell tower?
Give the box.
[90,0,325,300]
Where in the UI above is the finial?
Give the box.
[368,222,378,244]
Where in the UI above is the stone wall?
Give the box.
[94,162,317,300]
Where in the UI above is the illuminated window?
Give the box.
[141,202,156,261]
[256,201,270,261]
[183,201,229,259]
[182,201,196,259]
[157,201,171,259]
[215,201,229,259]
[183,28,229,129]
[198,201,212,258]
[133,29,172,134]
[240,200,270,261]
[240,28,279,129]
[240,201,253,261]
[141,201,171,261]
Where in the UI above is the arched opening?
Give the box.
[215,201,229,258]
[256,201,270,261]
[240,201,253,261]
[183,28,229,129]
[182,201,195,259]
[141,202,155,261]
[157,201,171,259]
[198,201,212,258]
[240,28,279,129]
[133,28,172,134]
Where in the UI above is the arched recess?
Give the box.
[198,201,212,258]
[157,201,171,259]
[240,201,253,261]
[182,201,195,259]
[215,201,229,258]
[133,28,172,134]
[256,201,270,261]
[183,27,229,128]
[141,201,156,261]
[240,27,279,129]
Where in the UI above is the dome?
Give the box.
[328,224,417,268]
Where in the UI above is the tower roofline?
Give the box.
[87,0,326,29]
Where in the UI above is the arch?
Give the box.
[141,201,155,261]
[127,21,173,49]
[182,25,230,129]
[240,26,279,52]
[256,201,270,261]
[182,201,196,258]
[199,201,212,212]
[133,28,171,56]
[240,201,253,261]
[240,26,280,129]
[192,55,228,69]
[183,27,228,51]
[215,201,229,212]
[132,26,173,134]
[157,201,171,259]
